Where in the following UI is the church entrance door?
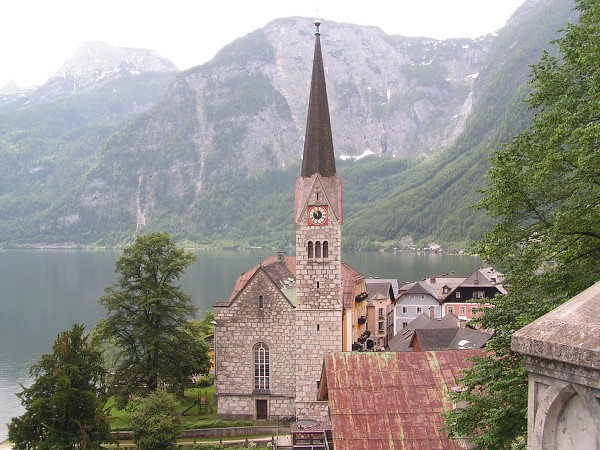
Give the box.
[256,399,268,419]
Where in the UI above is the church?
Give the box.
[213,19,366,421]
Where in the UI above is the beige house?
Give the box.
[365,279,396,349]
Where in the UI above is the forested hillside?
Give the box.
[0,0,577,249]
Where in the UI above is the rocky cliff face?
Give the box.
[73,18,492,236]
[1,0,574,247]
[186,17,492,168]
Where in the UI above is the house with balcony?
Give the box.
[442,267,507,320]
[365,279,396,350]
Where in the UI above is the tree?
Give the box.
[445,1,600,448]
[160,320,212,397]
[96,232,203,406]
[8,324,112,450]
[130,389,182,450]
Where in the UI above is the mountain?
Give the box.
[0,0,578,249]
[0,41,178,110]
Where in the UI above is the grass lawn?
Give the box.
[107,386,219,430]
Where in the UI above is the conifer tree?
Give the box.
[8,324,112,450]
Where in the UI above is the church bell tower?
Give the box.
[294,19,343,420]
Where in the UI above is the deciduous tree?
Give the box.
[96,232,204,406]
[445,0,600,448]
[130,389,182,450]
[8,324,112,450]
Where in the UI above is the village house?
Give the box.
[387,312,492,352]
[442,266,506,320]
[365,279,396,349]
[394,267,506,332]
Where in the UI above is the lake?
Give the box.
[0,248,482,439]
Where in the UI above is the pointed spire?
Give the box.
[301,19,336,178]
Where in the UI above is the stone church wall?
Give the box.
[214,270,296,420]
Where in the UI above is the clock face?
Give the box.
[308,205,328,226]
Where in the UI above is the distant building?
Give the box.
[394,267,506,331]
[365,279,396,349]
[443,267,506,320]
[387,312,492,352]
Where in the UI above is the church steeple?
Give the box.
[301,19,336,178]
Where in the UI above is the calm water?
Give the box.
[0,248,481,439]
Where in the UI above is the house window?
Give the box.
[455,292,461,299]
[307,241,314,259]
[448,306,454,314]
[253,342,270,390]
[402,306,407,314]
[315,241,322,258]
[323,241,329,258]
[403,322,408,328]
[317,281,320,289]
[459,306,466,316]
[416,307,422,314]
[258,295,264,309]
[473,291,486,299]
[378,321,385,332]
[378,308,384,319]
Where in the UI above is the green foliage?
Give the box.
[445,1,600,447]
[131,389,183,450]
[192,420,254,429]
[8,324,113,450]
[96,232,205,407]
[196,374,215,388]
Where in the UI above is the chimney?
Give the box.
[277,251,286,262]
[430,277,436,283]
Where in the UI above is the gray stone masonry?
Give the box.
[214,269,296,420]
[512,280,600,449]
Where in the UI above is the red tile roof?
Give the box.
[321,350,482,449]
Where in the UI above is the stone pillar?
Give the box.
[512,281,600,449]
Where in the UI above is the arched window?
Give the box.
[315,241,322,258]
[253,342,270,390]
[258,295,264,309]
[323,241,329,258]
[307,241,314,259]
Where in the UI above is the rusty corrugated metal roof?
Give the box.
[322,350,482,449]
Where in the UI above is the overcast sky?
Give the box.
[1,0,527,88]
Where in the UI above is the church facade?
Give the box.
[213,20,363,421]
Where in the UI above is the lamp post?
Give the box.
[210,320,218,402]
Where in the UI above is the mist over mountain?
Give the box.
[0,0,577,249]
